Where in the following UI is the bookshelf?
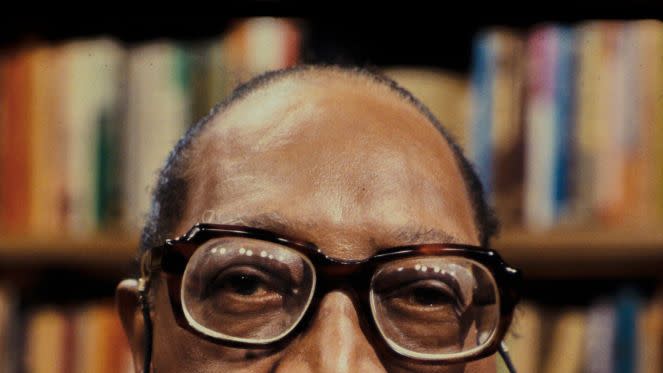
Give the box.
[2,12,663,373]
[1,229,662,278]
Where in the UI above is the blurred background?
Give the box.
[1,6,663,373]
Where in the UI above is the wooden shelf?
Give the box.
[1,229,662,278]
[0,233,138,268]
[495,229,663,278]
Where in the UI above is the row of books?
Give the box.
[0,17,301,237]
[0,286,132,373]
[499,287,663,373]
[2,18,663,237]
[469,20,663,230]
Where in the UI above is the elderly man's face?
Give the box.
[118,72,495,372]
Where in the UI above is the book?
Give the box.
[469,30,496,200]
[0,54,6,234]
[489,31,526,228]
[504,301,543,373]
[0,48,32,234]
[614,287,643,373]
[523,25,575,230]
[244,17,301,74]
[204,37,231,112]
[584,296,617,373]
[610,20,663,229]
[638,286,663,373]
[593,22,627,227]
[223,17,301,88]
[24,307,73,373]
[123,41,193,232]
[541,308,586,373]
[73,302,132,373]
[570,21,602,226]
[26,45,61,236]
[188,40,215,122]
[0,285,19,373]
[635,21,663,226]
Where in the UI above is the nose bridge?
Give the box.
[274,291,386,373]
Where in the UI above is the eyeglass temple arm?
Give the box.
[498,341,518,373]
[138,278,153,373]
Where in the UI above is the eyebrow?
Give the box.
[219,212,310,237]
[213,211,460,248]
[389,225,460,245]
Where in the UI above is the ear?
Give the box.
[116,279,147,373]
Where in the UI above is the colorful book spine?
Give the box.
[524,26,554,230]
[0,286,19,373]
[552,27,575,222]
[614,288,643,373]
[491,31,526,228]
[542,308,586,373]
[0,49,32,234]
[0,55,6,233]
[505,302,542,373]
[642,23,663,225]
[594,23,627,226]
[469,31,495,200]
[571,21,602,225]
[27,45,61,236]
[584,297,616,373]
[24,307,73,373]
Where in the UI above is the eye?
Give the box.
[381,278,466,318]
[205,266,282,300]
[226,273,264,296]
[409,284,455,307]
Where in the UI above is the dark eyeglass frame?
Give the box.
[140,223,522,365]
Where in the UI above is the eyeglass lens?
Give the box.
[181,236,317,343]
[370,256,500,358]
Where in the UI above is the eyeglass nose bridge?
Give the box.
[311,254,375,290]
[293,264,378,346]
[317,259,364,276]
[304,259,375,322]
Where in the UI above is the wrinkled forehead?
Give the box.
[179,73,478,258]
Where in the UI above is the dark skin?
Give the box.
[117,70,496,372]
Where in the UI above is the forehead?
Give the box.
[179,72,478,259]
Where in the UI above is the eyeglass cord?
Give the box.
[139,288,517,373]
[139,283,153,373]
[499,341,518,373]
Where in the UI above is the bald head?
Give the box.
[139,65,497,255]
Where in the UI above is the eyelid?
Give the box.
[205,265,290,297]
[203,256,298,287]
[374,269,464,301]
[197,237,307,282]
